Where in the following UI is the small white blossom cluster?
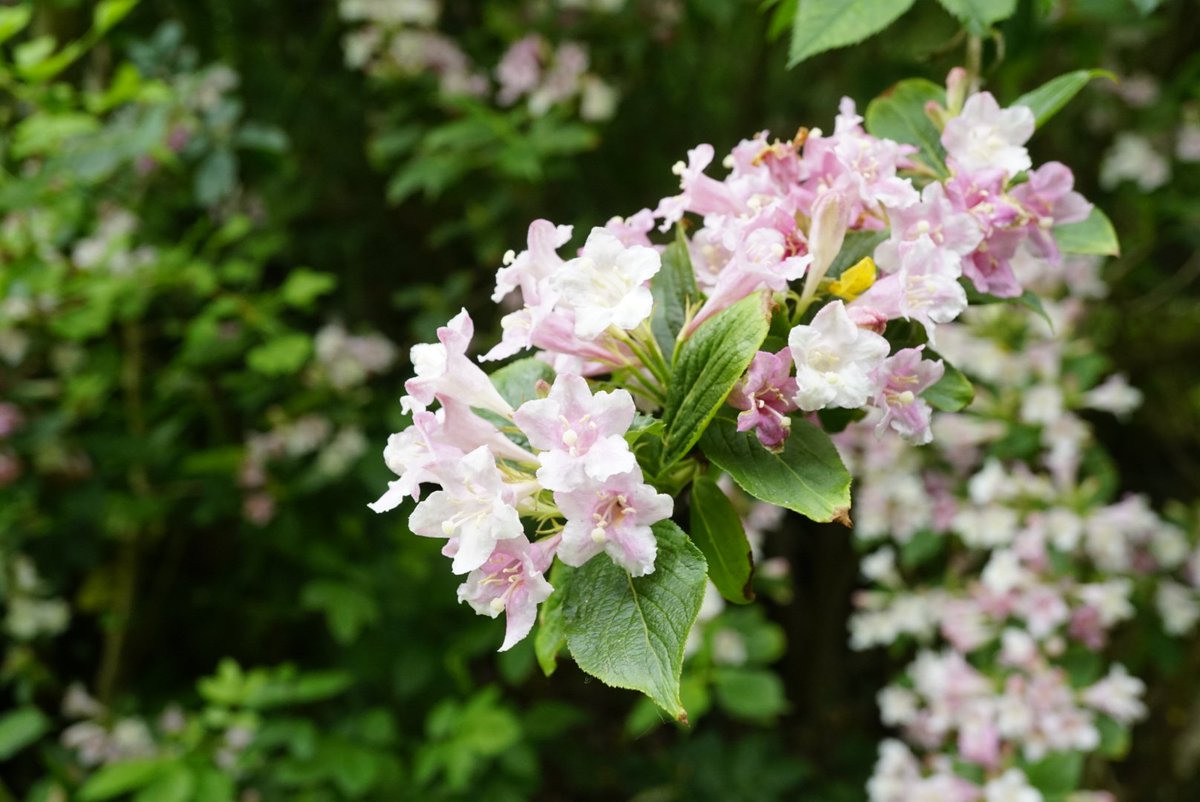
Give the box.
[339,0,618,120]
[370,74,1101,654]
[839,253,1199,798]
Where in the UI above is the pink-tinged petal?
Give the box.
[582,435,637,482]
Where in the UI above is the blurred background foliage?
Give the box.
[0,0,1197,799]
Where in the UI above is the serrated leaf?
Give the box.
[535,561,572,677]
[1053,207,1119,257]
[699,411,850,523]
[935,0,1016,34]
[864,78,949,177]
[1013,69,1115,129]
[563,521,708,721]
[0,6,33,45]
[489,357,555,408]
[661,293,770,469]
[923,351,974,412]
[690,475,754,604]
[788,0,917,67]
[0,707,49,760]
[650,226,699,360]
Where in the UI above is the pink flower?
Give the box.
[495,35,543,106]
[728,349,799,450]
[1081,664,1146,724]
[855,238,967,342]
[409,446,525,574]
[871,347,945,444]
[458,534,558,651]
[554,468,673,576]
[0,403,24,438]
[403,310,514,418]
[1010,162,1092,261]
[513,374,637,492]
[943,92,1034,176]
[874,183,982,273]
[492,219,573,306]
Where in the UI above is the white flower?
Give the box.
[1157,581,1200,635]
[408,447,525,574]
[553,227,660,340]
[1100,133,1170,191]
[982,549,1027,595]
[1081,664,1147,724]
[983,768,1042,802]
[942,92,1034,175]
[789,301,889,411]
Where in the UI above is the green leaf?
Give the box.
[1021,751,1084,795]
[132,764,194,802]
[301,579,381,644]
[1013,69,1115,129]
[1096,714,1130,758]
[247,333,311,375]
[826,230,888,280]
[14,36,56,71]
[563,521,708,721]
[689,475,755,604]
[661,293,770,469]
[962,283,1053,327]
[94,0,140,34]
[699,412,851,523]
[923,352,974,412]
[788,0,917,67]
[79,759,172,801]
[488,357,555,408]
[0,5,33,45]
[535,561,572,677]
[280,269,337,309]
[935,0,1016,34]
[1053,207,1120,257]
[865,78,949,177]
[712,668,789,721]
[0,707,49,760]
[192,769,236,802]
[194,148,238,207]
[650,226,699,360]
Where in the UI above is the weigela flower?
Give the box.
[554,467,673,576]
[552,227,661,340]
[403,309,514,418]
[942,92,1035,176]
[513,373,637,491]
[856,237,968,342]
[457,534,558,651]
[789,300,890,411]
[409,446,526,574]
[728,349,799,450]
[871,347,945,444]
[874,183,982,273]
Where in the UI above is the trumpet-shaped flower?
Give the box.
[457,534,558,651]
[728,349,799,450]
[409,446,525,574]
[553,227,661,340]
[555,468,673,576]
[942,92,1035,176]
[789,300,890,411]
[402,309,514,418]
[872,347,945,444]
[513,373,637,491]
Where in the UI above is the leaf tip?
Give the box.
[832,507,853,528]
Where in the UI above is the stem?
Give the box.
[965,34,983,93]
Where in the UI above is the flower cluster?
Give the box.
[838,252,1200,799]
[340,0,618,120]
[371,73,1103,660]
